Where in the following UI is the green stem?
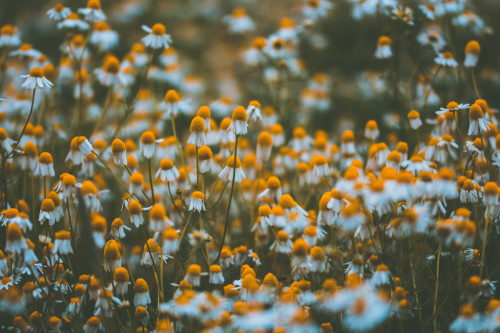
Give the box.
[215,135,239,263]
[148,158,155,204]
[433,242,442,330]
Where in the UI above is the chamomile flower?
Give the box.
[464,40,480,68]
[156,158,179,182]
[139,131,162,159]
[78,0,107,23]
[0,24,21,48]
[47,4,71,21]
[303,0,333,23]
[89,21,118,51]
[189,191,206,212]
[96,56,121,86]
[224,8,255,34]
[374,36,392,59]
[21,67,54,90]
[128,200,144,228]
[468,103,490,136]
[52,231,72,255]
[187,116,206,147]
[134,278,151,307]
[39,199,56,226]
[228,106,248,136]
[209,265,225,284]
[436,101,470,115]
[141,23,172,49]
[434,51,458,67]
[219,155,246,182]
[58,12,89,30]
[110,218,130,240]
[243,37,267,66]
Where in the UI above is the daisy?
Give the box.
[303,0,333,22]
[139,131,162,159]
[209,265,225,284]
[78,0,107,23]
[187,116,206,147]
[434,51,458,67]
[133,279,151,307]
[311,154,330,178]
[243,37,267,66]
[189,191,206,212]
[219,155,246,182]
[223,7,255,34]
[156,158,179,182]
[39,199,56,226]
[34,152,55,177]
[47,4,71,21]
[228,106,248,136]
[110,218,130,240]
[160,89,180,118]
[5,223,27,253]
[21,67,54,90]
[344,292,391,332]
[141,23,172,49]
[103,240,121,272]
[58,12,89,31]
[374,36,392,59]
[89,21,118,51]
[96,56,121,86]
[198,146,217,174]
[464,40,480,68]
[419,4,440,20]
[450,304,483,333]
[417,30,446,52]
[468,103,490,136]
[162,228,179,254]
[128,200,144,228]
[436,101,470,115]
[271,230,293,253]
[256,131,273,162]
[184,264,204,287]
[52,231,72,255]
[0,24,21,48]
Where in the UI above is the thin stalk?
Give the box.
[196,146,200,190]
[480,209,490,278]
[409,237,424,331]
[170,116,193,188]
[471,69,481,99]
[215,135,239,263]
[91,86,114,136]
[9,88,37,158]
[433,242,442,330]
[93,151,128,193]
[148,158,155,204]
[178,211,194,251]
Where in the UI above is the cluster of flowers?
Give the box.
[0,0,499,332]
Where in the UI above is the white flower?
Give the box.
[58,13,90,30]
[21,67,54,90]
[375,45,392,59]
[434,52,458,67]
[78,2,107,23]
[303,0,333,22]
[188,192,206,212]
[209,265,225,284]
[436,102,470,115]
[0,25,21,47]
[223,8,255,34]
[47,4,71,21]
[141,24,172,49]
[155,159,179,182]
